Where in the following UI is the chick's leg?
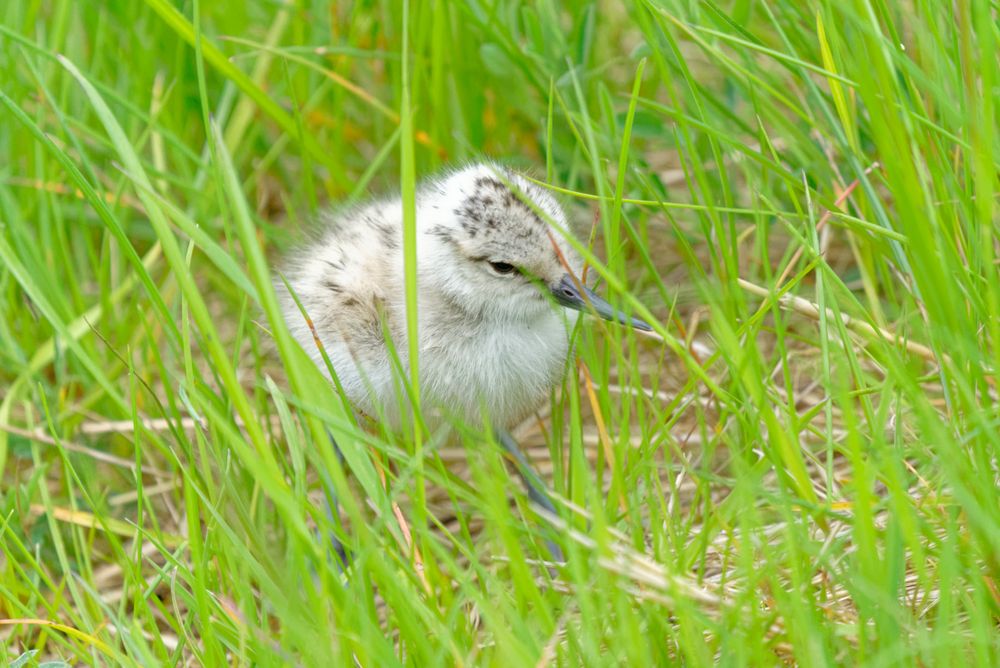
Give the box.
[495,429,565,563]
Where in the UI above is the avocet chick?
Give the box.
[279,163,649,555]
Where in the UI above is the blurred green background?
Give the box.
[1,1,998,665]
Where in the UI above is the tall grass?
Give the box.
[1,1,997,665]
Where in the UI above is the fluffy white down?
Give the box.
[278,162,582,430]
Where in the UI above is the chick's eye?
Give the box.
[489,261,518,275]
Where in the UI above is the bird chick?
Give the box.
[279,162,648,432]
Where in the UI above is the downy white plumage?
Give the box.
[278,162,648,431]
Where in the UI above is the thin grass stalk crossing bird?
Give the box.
[278,163,650,563]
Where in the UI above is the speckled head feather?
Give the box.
[415,163,584,324]
[423,164,574,266]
